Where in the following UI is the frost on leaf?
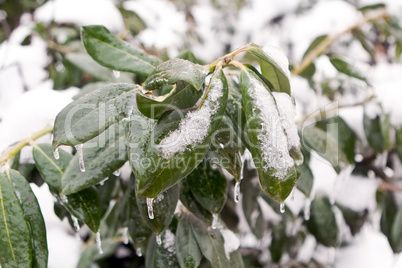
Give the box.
[262,45,291,79]
[157,78,223,159]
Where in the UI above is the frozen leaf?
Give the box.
[146,230,180,268]
[82,25,161,76]
[176,213,202,268]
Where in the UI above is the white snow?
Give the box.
[262,46,291,79]
[157,77,223,159]
[247,75,294,179]
[220,229,240,260]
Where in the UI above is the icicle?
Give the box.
[304,197,311,221]
[53,147,60,160]
[156,234,162,245]
[113,169,121,176]
[71,215,80,232]
[122,227,129,245]
[113,70,121,78]
[280,203,285,214]
[136,248,142,257]
[211,213,219,229]
[146,198,154,219]
[96,231,103,254]
[75,144,85,172]
[234,181,241,203]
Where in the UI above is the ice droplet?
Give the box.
[304,197,311,221]
[113,70,121,78]
[60,195,68,204]
[98,178,108,186]
[156,234,162,245]
[136,248,142,257]
[75,144,85,172]
[71,215,80,232]
[219,143,224,149]
[122,227,129,244]
[146,198,154,219]
[96,231,103,254]
[234,181,241,203]
[280,203,285,214]
[113,169,121,176]
[211,213,219,229]
[53,147,60,160]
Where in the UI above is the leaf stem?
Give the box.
[0,126,53,167]
[292,8,388,76]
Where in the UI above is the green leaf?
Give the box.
[146,231,180,268]
[240,68,299,202]
[302,125,349,173]
[0,172,32,268]
[135,70,228,198]
[269,223,286,263]
[380,192,402,252]
[179,181,213,225]
[306,196,338,247]
[137,184,179,235]
[6,170,48,268]
[296,163,314,197]
[186,159,227,214]
[337,203,368,236]
[299,35,328,78]
[396,127,402,161]
[176,213,202,268]
[73,82,109,100]
[190,214,230,267]
[329,56,369,84]
[61,122,127,195]
[246,43,291,94]
[143,58,206,91]
[391,205,402,253]
[77,239,119,268]
[82,25,161,76]
[118,7,147,36]
[53,83,139,149]
[176,50,201,64]
[363,106,390,153]
[136,80,203,119]
[207,116,242,181]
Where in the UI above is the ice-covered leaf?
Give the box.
[186,159,227,214]
[82,25,161,76]
[137,184,179,235]
[329,56,369,84]
[53,83,139,149]
[136,80,202,119]
[0,172,32,267]
[144,58,206,91]
[61,122,127,195]
[6,170,48,268]
[190,214,230,267]
[146,230,180,268]
[135,70,228,198]
[246,43,291,94]
[240,68,299,203]
[306,196,338,247]
[176,213,202,268]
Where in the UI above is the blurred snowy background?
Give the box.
[1,0,402,267]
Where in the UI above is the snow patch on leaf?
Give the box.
[262,45,291,79]
[220,229,240,259]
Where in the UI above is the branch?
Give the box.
[292,9,388,76]
[0,126,53,167]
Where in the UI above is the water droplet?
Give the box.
[280,203,285,214]
[113,70,121,78]
[60,195,68,204]
[136,247,142,257]
[71,215,80,232]
[146,198,154,219]
[75,144,85,172]
[156,234,162,245]
[234,181,241,203]
[304,197,311,221]
[53,148,59,160]
[211,213,219,229]
[113,169,121,176]
[122,227,129,245]
[96,231,103,254]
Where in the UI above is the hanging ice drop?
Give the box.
[122,227,129,245]
[113,70,121,78]
[75,144,85,172]
[96,231,103,254]
[53,147,60,160]
[304,197,311,221]
[136,248,142,257]
[146,198,154,219]
[234,181,241,203]
[113,168,121,176]
[156,234,162,245]
[211,213,219,229]
[71,215,80,232]
[280,203,285,214]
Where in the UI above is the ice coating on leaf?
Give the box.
[96,231,103,254]
[163,229,176,254]
[280,202,285,213]
[53,147,60,160]
[234,180,241,203]
[272,92,301,151]
[248,78,294,179]
[71,215,80,232]
[262,45,291,79]
[157,78,223,159]
[211,213,219,229]
[75,144,85,172]
[220,229,240,260]
[146,197,154,219]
